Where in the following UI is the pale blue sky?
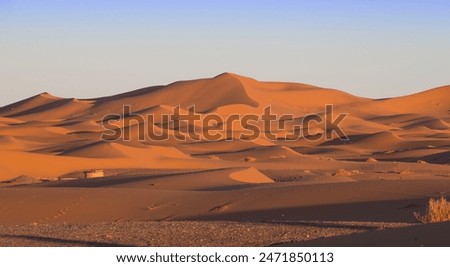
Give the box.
[1,0,449,105]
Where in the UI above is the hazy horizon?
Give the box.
[1,0,450,106]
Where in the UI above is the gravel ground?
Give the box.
[0,221,412,247]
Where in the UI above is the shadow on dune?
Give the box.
[263,221,381,231]
[0,234,131,247]
[39,172,189,188]
[32,168,242,190]
[360,150,450,164]
[183,198,431,223]
[6,98,77,118]
[274,221,450,247]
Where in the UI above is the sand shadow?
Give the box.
[33,169,230,188]
[274,221,450,247]
[0,234,131,247]
[183,198,430,223]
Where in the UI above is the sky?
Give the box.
[0,0,449,105]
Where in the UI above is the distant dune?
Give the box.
[0,72,448,180]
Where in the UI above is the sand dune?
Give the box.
[0,73,448,179]
[229,167,274,184]
[374,85,450,115]
[0,92,61,116]
[352,131,404,149]
[0,73,449,246]
[60,141,128,158]
[1,73,448,180]
[403,118,449,130]
[0,135,19,146]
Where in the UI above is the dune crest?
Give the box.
[229,167,274,184]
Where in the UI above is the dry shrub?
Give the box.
[414,197,450,223]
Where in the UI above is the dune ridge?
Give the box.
[0,73,448,180]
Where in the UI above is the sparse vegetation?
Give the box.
[414,197,450,223]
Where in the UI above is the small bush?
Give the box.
[414,197,450,223]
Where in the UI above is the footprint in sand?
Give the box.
[38,195,85,222]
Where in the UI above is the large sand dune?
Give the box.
[0,73,449,246]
